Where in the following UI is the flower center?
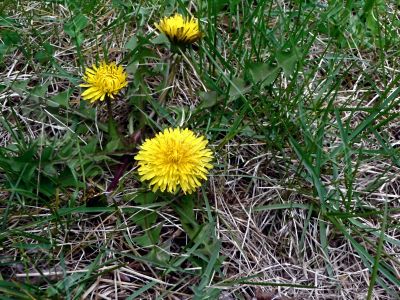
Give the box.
[168,149,183,164]
[97,71,119,92]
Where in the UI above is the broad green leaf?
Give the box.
[10,80,29,96]
[173,195,199,240]
[213,0,230,13]
[105,119,125,152]
[82,138,97,154]
[276,47,299,77]
[64,14,88,37]
[59,165,80,187]
[228,77,247,101]
[34,43,54,64]
[146,243,170,264]
[246,62,280,85]
[38,177,57,197]
[198,90,218,110]
[133,210,157,230]
[132,193,158,230]
[134,192,156,205]
[106,135,121,153]
[13,243,52,250]
[50,88,72,108]
[31,83,49,99]
[0,30,21,46]
[132,232,154,247]
[124,36,137,50]
[151,33,170,45]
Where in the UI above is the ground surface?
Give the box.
[0,1,399,299]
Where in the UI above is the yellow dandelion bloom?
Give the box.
[155,13,202,45]
[79,61,128,103]
[134,128,213,194]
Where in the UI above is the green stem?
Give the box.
[159,54,182,105]
[106,96,113,122]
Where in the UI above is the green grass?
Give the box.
[1,0,400,299]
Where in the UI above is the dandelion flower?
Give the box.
[155,13,202,45]
[135,128,213,194]
[79,61,128,103]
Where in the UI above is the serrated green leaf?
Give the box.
[10,80,29,95]
[31,83,49,99]
[151,33,170,45]
[82,138,97,154]
[134,210,158,230]
[134,192,156,205]
[132,232,153,247]
[125,36,137,50]
[64,14,88,37]
[246,62,280,85]
[13,243,52,250]
[0,30,21,46]
[105,119,125,152]
[229,77,247,100]
[133,224,162,247]
[198,90,218,110]
[59,165,80,187]
[132,193,158,229]
[50,89,72,108]
[34,50,50,64]
[276,48,300,77]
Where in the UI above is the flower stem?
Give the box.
[159,53,182,105]
[106,96,113,122]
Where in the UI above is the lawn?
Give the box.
[0,0,399,299]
